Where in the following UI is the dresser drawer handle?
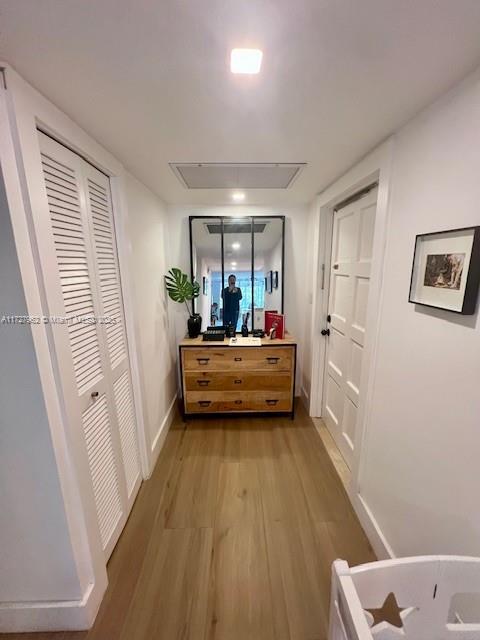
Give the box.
[266,399,279,406]
[197,379,210,386]
[234,357,242,362]
[234,400,242,405]
[234,379,242,384]
[266,357,280,364]
[198,400,211,407]
[196,358,210,365]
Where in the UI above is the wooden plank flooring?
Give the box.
[3,403,375,640]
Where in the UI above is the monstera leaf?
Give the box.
[190,279,200,299]
[165,268,200,315]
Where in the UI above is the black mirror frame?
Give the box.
[189,215,285,331]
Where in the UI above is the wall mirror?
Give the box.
[190,216,285,332]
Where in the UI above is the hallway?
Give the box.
[2,4,480,636]
[6,404,374,640]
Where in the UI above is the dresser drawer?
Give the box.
[185,390,292,413]
[182,346,293,371]
[184,371,292,392]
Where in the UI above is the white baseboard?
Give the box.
[349,490,395,560]
[148,393,178,477]
[311,415,395,562]
[0,580,105,633]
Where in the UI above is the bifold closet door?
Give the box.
[82,162,141,504]
[38,132,140,560]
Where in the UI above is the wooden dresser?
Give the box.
[179,335,296,418]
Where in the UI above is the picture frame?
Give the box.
[266,270,273,294]
[273,270,279,289]
[408,226,480,315]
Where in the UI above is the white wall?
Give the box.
[124,173,177,469]
[168,205,309,393]
[309,67,480,558]
[0,164,81,602]
[301,200,318,404]
[264,235,283,315]
[360,69,480,558]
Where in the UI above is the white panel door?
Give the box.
[38,132,140,560]
[323,187,377,468]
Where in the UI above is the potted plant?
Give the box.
[165,268,201,338]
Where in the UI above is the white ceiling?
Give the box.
[1,0,480,206]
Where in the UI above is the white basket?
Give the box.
[329,556,480,640]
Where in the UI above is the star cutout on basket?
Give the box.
[365,592,408,628]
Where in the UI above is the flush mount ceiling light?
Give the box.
[230,49,263,74]
[232,242,241,250]
[232,191,246,202]
[231,261,237,267]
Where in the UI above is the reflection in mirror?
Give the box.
[190,218,222,329]
[223,218,252,332]
[254,218,284,330]
[190,216,284,333]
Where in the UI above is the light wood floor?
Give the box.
[4,402,375,640]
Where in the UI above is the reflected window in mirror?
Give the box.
[223,218,252,331]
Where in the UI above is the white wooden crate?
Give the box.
[329,556,480,640]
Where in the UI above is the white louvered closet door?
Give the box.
[81,162,141,504]
[38,132,140,560]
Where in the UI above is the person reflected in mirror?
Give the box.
[221,274,242,330]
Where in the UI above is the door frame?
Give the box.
[0,64,149,629]
[308,139,394,494]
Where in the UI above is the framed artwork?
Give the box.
[202,276,208,295]
[273,270,279,289]
[265,271,273,294]
[408,226,480,314]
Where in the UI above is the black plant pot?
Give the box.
[187,314,202,338]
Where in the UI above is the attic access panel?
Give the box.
[170,163,305,189]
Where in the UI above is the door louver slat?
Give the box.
[82,394,122,547]
[87,178,127,369]
[41,153,103,395]
[113,371,140,496]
